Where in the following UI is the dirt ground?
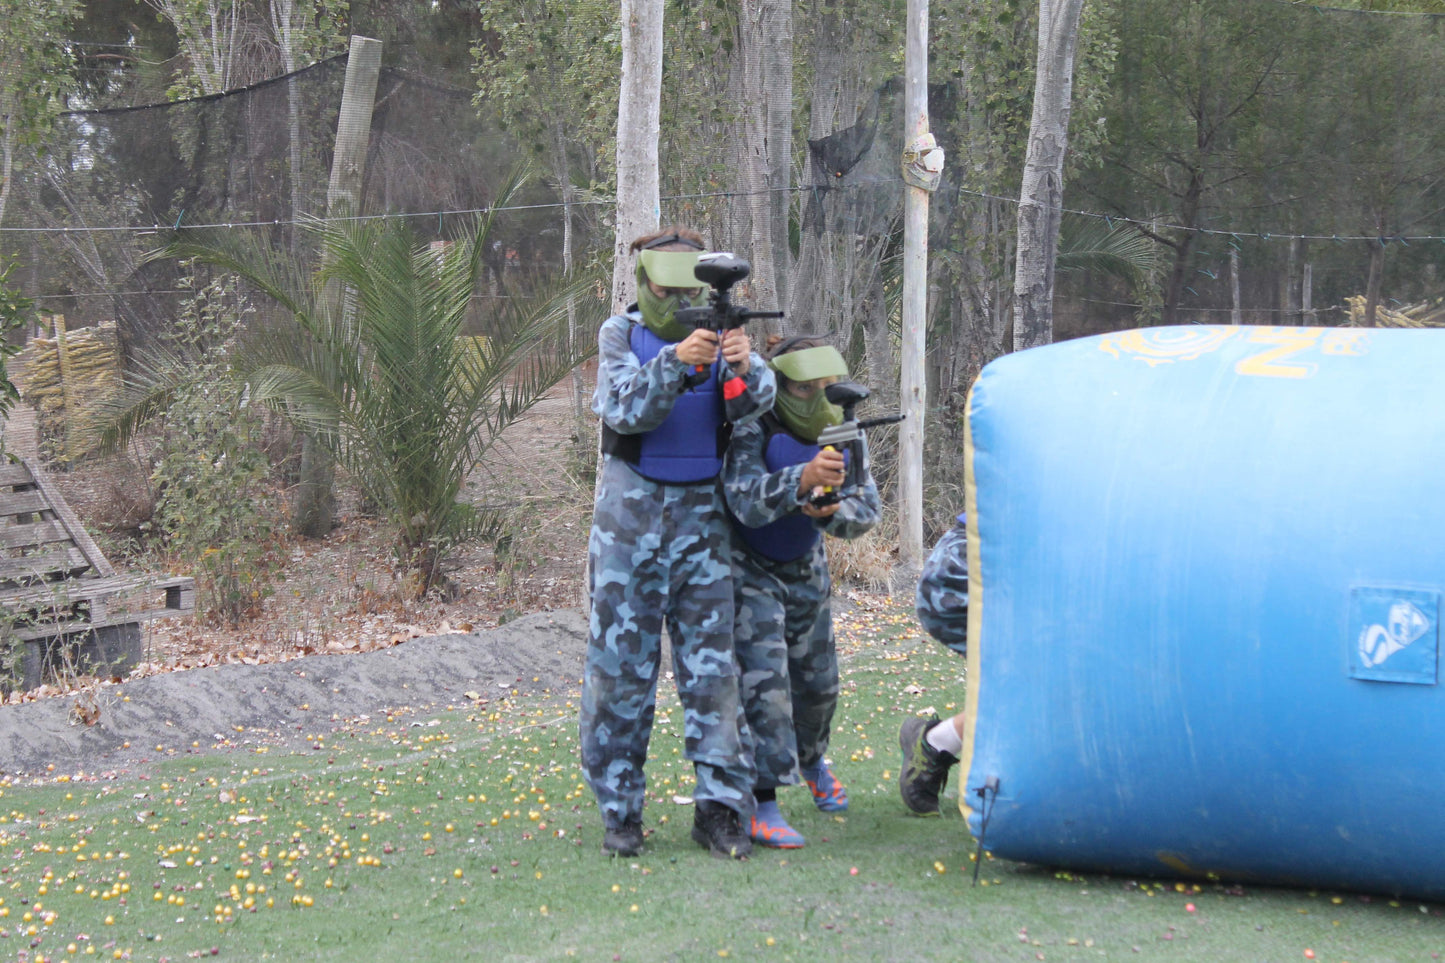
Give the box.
[0,383,600,777]
[1,377,896,779]
[0,608,589,776]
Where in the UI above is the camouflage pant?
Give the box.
[579,457,755,828]
[732,542,837,788]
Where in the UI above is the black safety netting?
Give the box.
[9,55,565,359]
[2,0,1442,525]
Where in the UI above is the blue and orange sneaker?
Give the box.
[802,761,849,812]
[749,800,805,849]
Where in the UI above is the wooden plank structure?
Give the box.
[0,458,194,690]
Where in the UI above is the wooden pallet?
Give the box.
[0,458,194,690]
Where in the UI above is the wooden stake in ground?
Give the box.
[294,35,383,539]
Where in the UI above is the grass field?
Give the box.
[2,602,1442,962]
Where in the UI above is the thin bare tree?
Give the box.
[1013,0,1086,352]
[611,0,664,311]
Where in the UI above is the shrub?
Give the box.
[139,268,279,627]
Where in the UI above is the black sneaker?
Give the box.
[898,715,959,816]
[691,801,753,860]
[602,817,644,857]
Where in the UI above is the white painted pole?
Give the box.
[899,0,929,572]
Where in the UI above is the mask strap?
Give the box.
[767,333,828,361]
[639,233,704,251]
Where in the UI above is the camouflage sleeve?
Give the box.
[591,314,691,434]
[722,419,809,527]
[915,519,969,656]
[821,436,881,540]
[725,351,776,428]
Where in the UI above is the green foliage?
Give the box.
[0,0,80,222]
[149,381,279,627]
[1067,0,1122,174]
[472,0,619,191]
[149,171,600,596]
[1056,213,1159,285]
[0,261,33,452]
[0,0,80,142]
[137,267,280,627]
[1076,0,1445,318]
[146,0,349,97]
[272,0,351,64]
[926,0,1117,192]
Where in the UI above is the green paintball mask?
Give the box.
[769,343,849,442]
[636,249,706,342]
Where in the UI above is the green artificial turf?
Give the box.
[2,603,1442,962]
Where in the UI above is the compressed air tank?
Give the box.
[960,325,1445,899]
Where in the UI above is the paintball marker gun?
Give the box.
[810,381,905,507]
[675,253,784,389]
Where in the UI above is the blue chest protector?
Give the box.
[601,322,725,484]
[734,417,845,563]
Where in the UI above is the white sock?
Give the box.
[926,719,963,757]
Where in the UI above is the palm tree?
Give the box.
[105,175,599,597]
[1055,213,1159,286]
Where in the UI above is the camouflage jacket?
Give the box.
[722,418,881,542]
[592,310,775,435]
[916,517,969,655]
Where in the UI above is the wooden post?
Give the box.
[898,0,929,573]
[294,35,382,538]
[1286,236,1302,325]
[53,315,73,462]
[324,37,383,222]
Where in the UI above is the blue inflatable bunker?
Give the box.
[961,325,1445,899]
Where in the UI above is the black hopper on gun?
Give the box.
[810,381,905,507]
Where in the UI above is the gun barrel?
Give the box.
[856,414,906,430]
[815,425,863,446]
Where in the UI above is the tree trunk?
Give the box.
[145,0,237,94]
[611,0,663,312]
[1302,262,1314,325]
[954,34,1016,384]
[1013,0,1086,352]
[863,272,893,415]
[731,0,791,314]
[787,3,842,335]
[1229,246,1242,325]
[789,2,891,350]
[763,0,794,312]
[1363,238,1384,328]
[1160,230,1198,325]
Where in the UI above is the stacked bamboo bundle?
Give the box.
[1344,295,1445,328]
[18,317,122,464]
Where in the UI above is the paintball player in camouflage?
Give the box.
[724,335,881,848]
[579,227,775,860]
[899,514,969,815]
